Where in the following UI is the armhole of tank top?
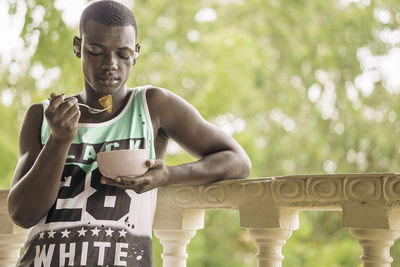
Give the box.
[141,86,155,158]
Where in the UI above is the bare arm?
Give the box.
[102,88,251,192]
[155,88,251,184]
[8,95,80,228]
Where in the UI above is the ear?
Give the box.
[133,43,141,65]
[73,36,82,58]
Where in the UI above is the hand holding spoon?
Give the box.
[48,94,112,114]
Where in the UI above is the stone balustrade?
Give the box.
[2,173,400,266]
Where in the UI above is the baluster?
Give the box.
[153,229,197,267]
[349,228,400,267]
[153,206,205,267]
[247,228,292,267]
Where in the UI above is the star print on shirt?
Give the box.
[91,226,100,236]
[61,229,71,238]
[105,227,114,237]
[47,229,56,239]
[39,232,45,239]
[77,227,87,237]
[118,228,127,238]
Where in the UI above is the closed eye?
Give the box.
[88,51,103,56]
[118,54,130,60]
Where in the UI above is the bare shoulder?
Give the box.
[25,102,44,119]
[146,86,200,112]
[145,86,200,125]
[21,103,44,131]
[145,86,180,106]
[19,103,44,152]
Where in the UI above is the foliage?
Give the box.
[1,0,400,266]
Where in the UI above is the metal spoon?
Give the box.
[48,97,111,114]
[76,102,111,114]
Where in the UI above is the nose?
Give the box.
[100,53,118,71]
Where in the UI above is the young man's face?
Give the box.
[76,20,137,95]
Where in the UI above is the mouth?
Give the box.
[97,75,120,86]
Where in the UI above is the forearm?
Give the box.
[8,135,71,228]
[166,149,251,186]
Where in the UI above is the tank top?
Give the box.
[16,86,157,267]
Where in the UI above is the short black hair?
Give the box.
[79,0,137,39]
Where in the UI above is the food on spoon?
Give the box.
[99,94,112,113]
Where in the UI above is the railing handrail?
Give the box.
[2,172,400,267]
[156,172,400,210]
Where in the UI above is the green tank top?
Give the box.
[41,85,155,171]
[17,85,156,267]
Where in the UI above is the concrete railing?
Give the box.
[2,173,400,266]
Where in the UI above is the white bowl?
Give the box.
[97,149,149,179]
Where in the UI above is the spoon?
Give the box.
[48,97,111,114]
[76,103,111,114]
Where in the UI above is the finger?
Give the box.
[47,94,65,112]
[101,177,145,192]
[119,176,150,186]
[63,103,80,122]
[145,159,154,168]
[57,97,78,116]
[49,93,65,100]
[69,108,81,124]
[117,173,149,184]
[146,159,163,168]
[131,177,150,186]
[101,177,130,189]
[101,177,134,186]
[115,176,136,184]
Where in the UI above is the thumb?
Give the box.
[146,159,163,168]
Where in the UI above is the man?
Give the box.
[8,1,251,266]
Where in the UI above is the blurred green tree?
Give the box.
[1,0,400,266]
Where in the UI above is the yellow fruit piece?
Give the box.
[99,94,113,113]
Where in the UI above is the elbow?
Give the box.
[228,149,251,179]
[8,208,40,229]
[240,153,252,178]
[8,194,40,229]
[9,214,34,229]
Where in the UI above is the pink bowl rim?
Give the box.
[97,149,149,155]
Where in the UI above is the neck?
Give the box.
[79,84,131,119]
